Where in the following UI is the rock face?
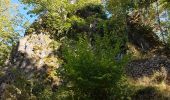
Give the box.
[127,11,162,53]
[0,34,61,97]
[11,33,60,71]
[126,56,170,82]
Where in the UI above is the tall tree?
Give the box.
[0,0,19,66]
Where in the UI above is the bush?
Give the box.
[59,35,132,99]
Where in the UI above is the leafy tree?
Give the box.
[20,0,106,39]
[0,0,19,66]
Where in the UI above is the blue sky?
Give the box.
[11,0,37,23]
[11,0,37,36]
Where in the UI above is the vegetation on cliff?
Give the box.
[1,0,170,99]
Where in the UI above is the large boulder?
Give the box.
[0,33,61,98]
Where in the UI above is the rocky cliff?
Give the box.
[0,33,61,98]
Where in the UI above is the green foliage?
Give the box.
[0,0,20,66]
[21,0,106,39]
[60,35,131,99]
[5,0,170,99]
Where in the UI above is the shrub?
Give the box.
[59,35,131,99]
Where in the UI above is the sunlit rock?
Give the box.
[0,33,61,97]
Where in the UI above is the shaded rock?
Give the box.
[126,55,170,82]
[132,86,169,100]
